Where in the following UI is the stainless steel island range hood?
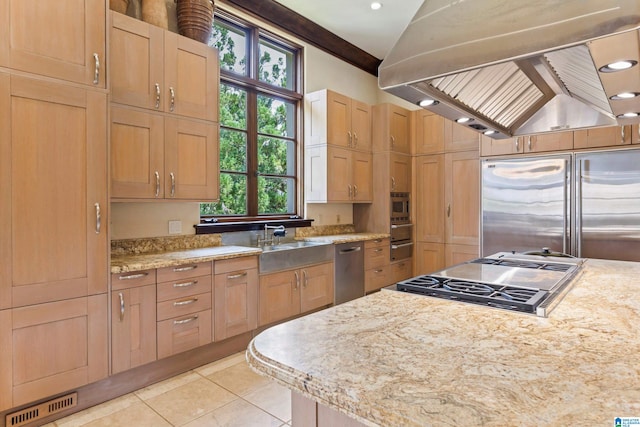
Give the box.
[379,0,640,139]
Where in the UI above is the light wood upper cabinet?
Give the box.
[445,120,480,152]
[445,151,480,246]
[480,135,523,156]
[110,106,219,200]
[214,257,258,341]
[573,125,633,149]
[634,124,640,145]
[0,75,108,310]
[306,89,371,150]
[0,0,106,87]
[110,12,218,121]
[373,103,411,153]
[390,153,411,193]
[522,131,573,153]
[412,110,445,155]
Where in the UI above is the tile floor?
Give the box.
[43,352,291,427]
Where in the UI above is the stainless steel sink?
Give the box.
[259,240,333,273]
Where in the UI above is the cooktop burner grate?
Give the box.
[470,258,572,272]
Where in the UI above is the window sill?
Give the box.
[194,218,314,234]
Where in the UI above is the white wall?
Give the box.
[111,2,417,239]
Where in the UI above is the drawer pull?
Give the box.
[227,272,248,279]
[118,272,149,280]
[119,293,125,321]
[173,280,197,288]
[374,239,382,243]
[173,298,198,306]
[173,315,198,325]
[373,248,383,253]
[173,265,197,272]
[374,269,383,273]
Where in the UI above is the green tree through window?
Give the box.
[200,14,301,218]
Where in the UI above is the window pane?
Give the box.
[220,84,247,129]
[220,129,247,172]
[204,173,247,215]
[258,95,294,137]
[258,136,294,175]
[258,176,295,214]
[258,38,294,90]
[211,20,247,76]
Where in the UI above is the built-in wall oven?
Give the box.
[390,192,413,261]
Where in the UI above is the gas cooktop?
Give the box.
[390,252,584,316]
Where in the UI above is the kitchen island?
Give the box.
[247,258,640,426]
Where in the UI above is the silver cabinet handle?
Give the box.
[391,223,412,229]
[348,184,352,199]
[174,297,198,306]
[94,202,101,234]
[119,292,125,322]
[154,171,160,197]
[527,135,532,151]
[390,135,395,148]
[374,269,383,273]
[353,184,358,198]
[621,125,627,144]
[93,53,100,85]
[347,131,352,147]
[373,248,383,253]
[302,270,308,288]
[155,83,161,109]
[227,271,248,280]
[391,242,414,249]
[169,87,175,112]
[170,172,176,197]
[174,315,198,325]
[353,132,358,147]
[173,280,197,288]
[515,138,520,151]
[173,265,197,272]
[391,177,396,191]
[447,204,451,217]
[294,271,299,290]
[118,272,149,280]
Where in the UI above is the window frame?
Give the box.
[201,11,304,223]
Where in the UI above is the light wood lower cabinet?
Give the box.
[445,244,479,266]
[214,257,258,341]
[391,259,413,283]
[259,262,334,326]
[111,270,157,375]
[415,242,446,275]
[364,238,390,293]
[0,295,108,411]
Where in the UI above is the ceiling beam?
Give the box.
[224,0,381,76]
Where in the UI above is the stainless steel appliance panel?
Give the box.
[390,192,410,223]
[391,241,413,261]
[482,155,571,256]
[576,149,640,262]
[334,242,364,305]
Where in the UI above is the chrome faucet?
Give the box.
[258,224,286,246]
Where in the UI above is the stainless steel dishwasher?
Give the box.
[334,241,364,305]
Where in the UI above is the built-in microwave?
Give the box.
[390,192,410,223]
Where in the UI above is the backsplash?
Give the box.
[111,234,222,256]
[295,224,356,237]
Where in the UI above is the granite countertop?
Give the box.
[247,259,640,426]
[300,233,390,244]
[111,245,261,274]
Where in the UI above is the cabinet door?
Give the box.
[573,126,631,149]
[390,153,411,193]
[110,12,164,110]
[110,107,164,199]
[0,0,105,87]
[0,73,10,310]
[415,242,445,275]
[364,267,390,293]
[389,105,411,154]
[165,117,219,200]
[259,270,300,326]
[391,260,413,283]
[300,263,334,313]
[445,244,479,266]
[413,110,445,154]
[1,295,108,411]
[351,100,371,151]
[214,261,258,341]
[111,285,157,374]
[524,131,573,153]
[352,151,373,202]
[414,155,445,243]
[480,135,523,156]
[5,76,107,308]
[445,151,479,246]
[157,309,212,359]
[327,146,352,202]
[633,124,640,145]
[445,120,479,152]
[326,91,352,148]
[164,31,219,121]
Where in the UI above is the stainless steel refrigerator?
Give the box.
[481,148,640,262]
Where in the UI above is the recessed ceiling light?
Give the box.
[617,112,640,118]
[599,60,638,73]
[456,117,472,123]
[610,92,640,100]
[370,2,382,10]
[484,130,496,135]
[418,99,438,107]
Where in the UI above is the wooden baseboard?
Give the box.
[0,332,254,427]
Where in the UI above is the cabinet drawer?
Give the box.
[157,262,212,282]
[157,309,212,358]
[364,237,389,250]
[391,259,413,283]
[157,274,212,302]
[365,266,390,293]
[111,269,157,291]
[215,256,258,275]
[365,245,390,270]
[157,292,212,321]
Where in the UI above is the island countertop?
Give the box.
[247,258,640,426]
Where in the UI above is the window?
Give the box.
[200,13,302,220]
